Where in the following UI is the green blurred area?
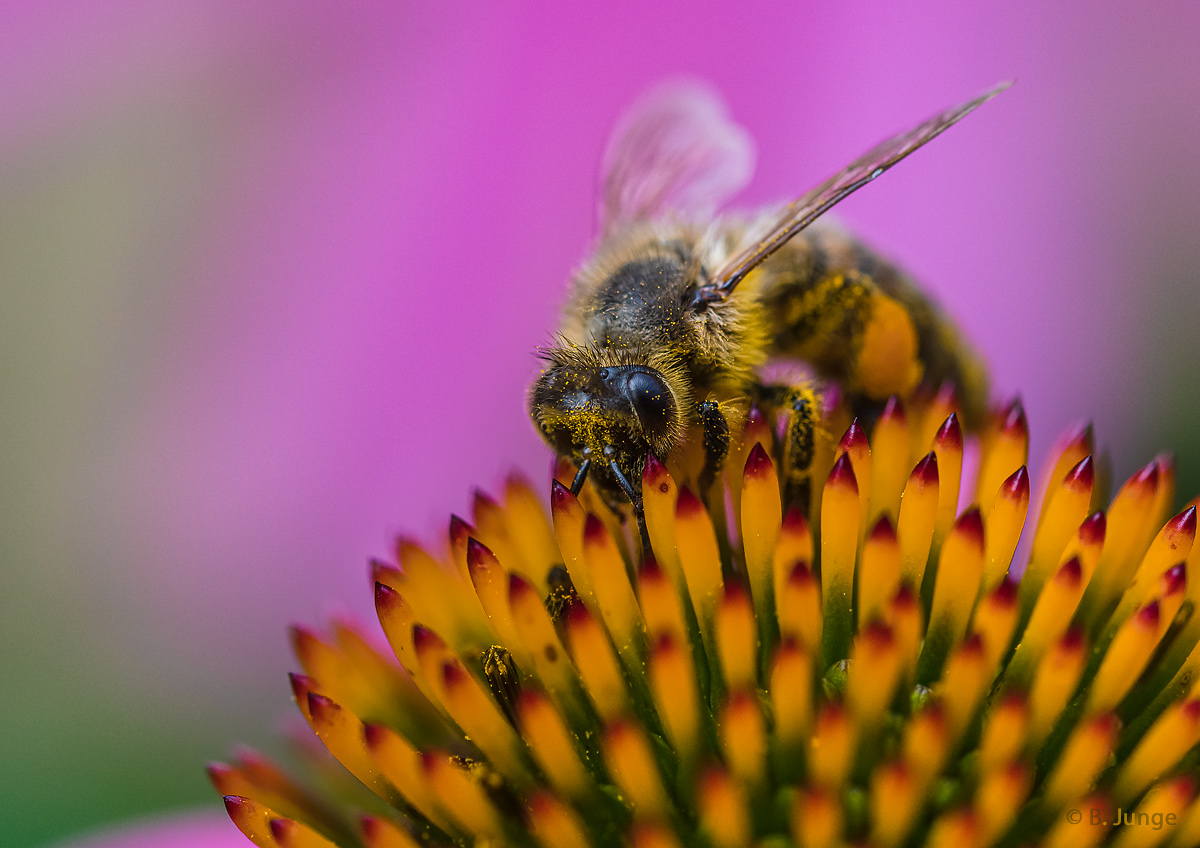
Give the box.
[1,690,227,847]
[1132,242,1200,514]
[0,60,280,848]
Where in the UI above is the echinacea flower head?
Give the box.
[213,388,1200,848]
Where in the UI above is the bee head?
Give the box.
[529,345,686,483]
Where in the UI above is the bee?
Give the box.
[530,82,1007,545]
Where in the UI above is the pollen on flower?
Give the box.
[214,393,1200,848]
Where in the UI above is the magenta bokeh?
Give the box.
[51,812,247,848]
[3,1,1200,841]
[125,1,1200,678]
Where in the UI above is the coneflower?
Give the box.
[212,389,1200,848]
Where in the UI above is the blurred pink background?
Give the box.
[2,2,1198,845]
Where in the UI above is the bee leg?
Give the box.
[776,385,820,517]
[698,400,731,504]
[603,448,652,555]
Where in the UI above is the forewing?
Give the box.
[599,81,754,235]
[709,81,1012,294]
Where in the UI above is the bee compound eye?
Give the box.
[624,370,674,426]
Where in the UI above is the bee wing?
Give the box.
[707,81,1012,296]
[600,81,754,235]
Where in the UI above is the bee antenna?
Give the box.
[604,452,652,555]
[569,459,591,496]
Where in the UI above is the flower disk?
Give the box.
[213,392,1200,848]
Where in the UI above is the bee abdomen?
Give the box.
[756,226,989,428]
[756,227,879,383]
[763,267,874,380]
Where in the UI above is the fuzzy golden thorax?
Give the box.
[529,222,769,494]
[561,222,769,396]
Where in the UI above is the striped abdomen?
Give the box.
[752,222,989,429]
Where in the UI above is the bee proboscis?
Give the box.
[530,81,1009,547]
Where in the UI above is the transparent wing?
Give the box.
[599,80,755,235]
[708,81,1012,295]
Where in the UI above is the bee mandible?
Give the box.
[530,82,1008,548]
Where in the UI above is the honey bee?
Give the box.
[530,82,1007,544]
